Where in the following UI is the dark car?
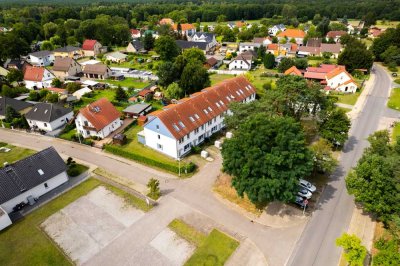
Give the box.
[294,196,308,208]
[392,73,398,77]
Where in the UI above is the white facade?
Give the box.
[239,43,260,53]
[75,113,122,139]
[0,172,68,213]
[269,25,286,36]
[27,111,73,132]
[143,93,256,159]
[229,59,251,70]
[327,71,357,93]
[24,69,55,90]
[0,207,12,231]
[28,54,55,66]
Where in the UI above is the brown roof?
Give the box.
[306,38,322,47]
[326,31,347,38]
[320,43,342,54]
[299,46,321,55]
[146,76,256,140]
[24,66,45,82]
[52,57,76,72]
[304,72,326,80]
[277,29,306,38]
[79,98,120,131]
[172,23,195,31]
[206,57,218,67]
[267,44,278,51]
[137,89,152,97]
[83,63,109,75]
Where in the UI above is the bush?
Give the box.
[388,62,398,72]
[191,145,202,154]
[104,145,196,174]
[394,78,400,84]
[67,166,80,177]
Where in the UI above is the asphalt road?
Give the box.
[287,64,393,266]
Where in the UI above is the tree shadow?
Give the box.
[342,135,358,153]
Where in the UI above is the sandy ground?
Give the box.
[41,186,144,265]
[150,228,195,266]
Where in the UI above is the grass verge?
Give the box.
[169,219,207,246]
[185,229,239,266]
[388,87,400,110]
[103,184,152,212]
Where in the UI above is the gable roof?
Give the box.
[29,50,52,58]
[277,29,306,38]
[0,97,33,116]
[299,46,321,54]
[0,147,66,204]
[107,51,127,60]
[284,66,302,76]
[130,29,140,35]
[176,40,208,51]
[206,57,218,67]
[326,31,347,38]
[267,44,279,50]
[82,39,98,51]
[306,38,323,47]
[172,23,195,31]
[191,32,215,43]
[52,57,77,72]
[25,103,72,122]
[129,40,144,51]
[83,63,110,75]
[53,46,81,53]
[320,43,342,54]
[146,76,256,140]
[325,66,348,79]
[23,65,45,81]
[79,98,120,131]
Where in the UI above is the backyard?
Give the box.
[0,143,35,166]
[100,78,151,89]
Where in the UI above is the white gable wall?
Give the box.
[27,111,73,132]
[229,60,251,70]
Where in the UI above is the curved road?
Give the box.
[288,64,393,266]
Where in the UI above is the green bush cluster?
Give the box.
[104,145,196,174]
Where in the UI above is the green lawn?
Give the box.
[102,78,150,89]
[0,178,101,266]
[0,177,152,266]
[388,88,400,110]
[392,122,400,143]
[210,74,234,85]
[185,229,239,266]
[0,144,36,166]
[333,91,362,106]
[59,128,77,141]
[169,219,207,246]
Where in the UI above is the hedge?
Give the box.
[104,145,195,174]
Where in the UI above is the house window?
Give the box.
[158,134,160,139]
[44,183,48,189]
[157,144,163,150]
[201,125,204,130]
[156,125,159,130]
[44,123,47,127]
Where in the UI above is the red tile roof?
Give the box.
[147,76,256,140]
[130,29,140,35]
[82,39,98,51]
[326,31,347,38]
[304,72,326,80]
[47,87,66,94]
[277,29,306,38]
[137,89,152,97]
[23,66,45,82]
[172,23,195,31]
[79,98,120,131]
[267,44,278,51]
[284,66,302,76]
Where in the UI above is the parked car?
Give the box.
[392,73,398,77]
[299,179,316,193]
[298,186,312,199]
[294,196,308,208]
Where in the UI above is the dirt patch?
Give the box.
[41,186,145,265]
[150,228,195,266]
[258,201,308,228]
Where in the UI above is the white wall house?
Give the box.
[268,24,286,36]
[139,76,256,159]
[228,53,254,71]
[27,50,54,66]
[238,42,261,53]
[25,103,74,132]
[75,98,122,139]
[327,70,358,93]
[0,147,68,230]
[24,66,55,90]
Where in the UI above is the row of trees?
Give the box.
[371,25,400,71]
[221,75,350,206]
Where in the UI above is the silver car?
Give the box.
[298,187,312,199]
[299,179,316,193]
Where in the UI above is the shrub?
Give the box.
[67,166,80,177]
[388,62,398,72]
[394,78,400,85]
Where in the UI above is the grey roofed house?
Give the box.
[130,40,144,51]
[190,32,215,43]
[0,96,33,117]
[28,50,52,58]
[83,63,110,75]
[25,103,72,123]
[0,147,66,204]
[123,103,152,116]
[3,59,28,70]
[306,38,323,47]
[53,45,81,53]
[52,57,75,72]
[176,40,208,51]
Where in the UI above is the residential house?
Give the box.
[75,98,122,139]
[137,88,153,101]
[126,40,146,53]
[238,42,261,53]
[53,46,83,59]
[27,50,54,66]
[105,52,128,63]
[204,57,220,69]
[253,37,272,46]
[172,24,196,37]
[3,59,30,72]
[23,66,55,90]
[268,24,286,36]
[82,63,111,80]
[82,39,103,57]
[227,21,247,31]
[52,57,82,80]
[369,27,383,38]
[123,103,152,118]
[138,76,256,159]
[220,42,238,56]
[0,97,33,120]
[188,32,218,50]
[130,29,141,39]
[25,103,73,132]
[267,43,297,57]
[284,66,303,76]
[176,40,209,54]
[159,18,174,25]
[306,38,323,47]
[228,51,256,70]
[346,24,355,34]
[0,147,68,230]
[326,31,347,42]
[277,29,306,45]
[298,43,342,58]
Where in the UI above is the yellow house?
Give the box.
[53,46,84,59]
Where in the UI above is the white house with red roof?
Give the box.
[82,39,103,57]
[139,76,256,159]
[130,29,141,39]
[23,66,55,89]
[75,98,122,139]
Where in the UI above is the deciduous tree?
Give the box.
[336,233,367,266]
